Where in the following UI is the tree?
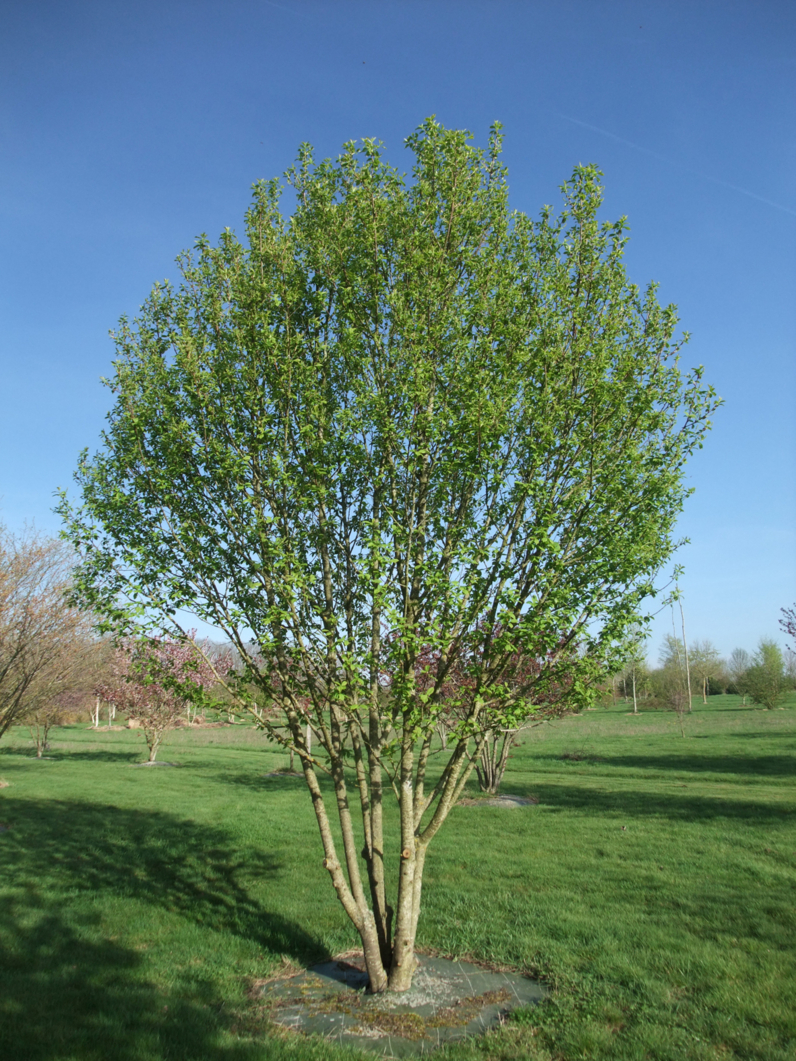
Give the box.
[780,606,796,650]
[746,640,787,710]
[26,690,83,758]
[21,634,106,755]
[619,627,649,714]
[650,666,690,736]
[727,647,751,703]
[652,635,691,734]
[0,527,96,738]
[58,120,718,993]
[659,632,685,673]
[673,590,693,711]
[419,636,575,795]
[688,639,724,704]
[97,636,223,762]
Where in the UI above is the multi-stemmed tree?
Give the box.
[58,120,717,993]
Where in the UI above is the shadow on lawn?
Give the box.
[51,748,142,763]
[0,896,276,1061]
[221,771,311,794]
[0,797,325,961]
[536,784,795,823]
[583,753,796,779]
[0,745,141,763]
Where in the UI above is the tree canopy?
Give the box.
[746,639,787,710]
[58,119,718,992]
[0,527,98,739]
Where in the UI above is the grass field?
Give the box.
[1,695,795,1061]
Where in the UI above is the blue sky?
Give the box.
[1,0,793,661]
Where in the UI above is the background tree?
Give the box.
[0,527,96,739]
[658,632,686,676]
[58,120,717,993]
[651,633,692,733]
[417,636,575,796]
[727,647,751,704]
[688,639,724,704]
[780,606,796,649]
[619,627,649,714]
[25,690,82,758]
[21,634,107,756]
[745,640,787,710]
[97,636,224,762]
[651,666,690,736]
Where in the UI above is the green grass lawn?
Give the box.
[1,696,794,1061]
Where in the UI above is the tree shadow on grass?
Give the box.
[0,797,326,962]
[220,771,311,794]
[50,748,143,763]
[0,896,277,1061]
[567,753,796,779]
[0,746,140,764]
[0,745,38,757]
[534,784,795,823]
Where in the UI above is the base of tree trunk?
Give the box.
[458,793,538,807]
[256,953,547,1050]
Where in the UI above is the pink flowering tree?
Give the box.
[97,635,225,762]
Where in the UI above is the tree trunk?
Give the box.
[32,719,52,757]
[632,668,638,714]
[678,596,693,712]
[476,730,514,794]
[702,676,707,704]
[300,740,390,993]
[146,730,161,762]
[295,702,482,996]
[388,842,426,991]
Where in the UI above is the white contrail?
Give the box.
[559,113,796,218]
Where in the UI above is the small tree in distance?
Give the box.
[21,638,107,755]
[97,636,225,762]
[620,628,649,714]
[26,690,83,758]
[727,647,752,704]
[689,639,724,704]
[59,120,718,993]
[652,635,691,734]
[746,640,787,711]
